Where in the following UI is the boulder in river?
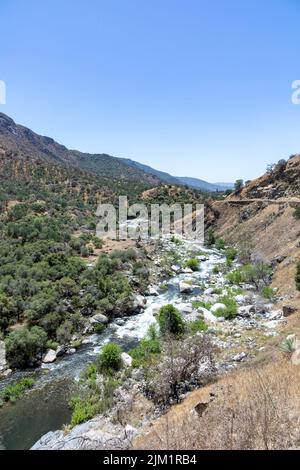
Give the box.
[147,286,159,296]
[42,349,57,364]
[132,295,147,311]
[56,345,68,358]
[179,281,193,294]
[90,313,109,325]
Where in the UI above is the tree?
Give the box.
[234,179,244,191]
[158,305,185,337]
[96,343,123,374]
[5,326,47,368]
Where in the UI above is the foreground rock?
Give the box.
[31,418,137,450]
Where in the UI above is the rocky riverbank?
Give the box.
[31,235,291,451]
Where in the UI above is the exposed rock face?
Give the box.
[31,418,136,450]
[0,341,8,373]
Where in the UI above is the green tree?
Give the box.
[234,179,244,191]
[96,343,123,374]
[5,326,47,368]
[158,305,185,337]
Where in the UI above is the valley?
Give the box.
[0,114,299,451]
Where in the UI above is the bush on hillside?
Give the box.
[158,305,185,337]
[96,343,123,375]
[5,326,47,368]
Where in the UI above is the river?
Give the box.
[0,243,224,450]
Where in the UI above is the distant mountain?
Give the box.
[175,176,225,192]
[122,158,231,192]
[0,113,160,186]
[214,182,234,190]
[0,113,232,193]
[120,158,180,185]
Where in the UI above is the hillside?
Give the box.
[0,113,229,192]
[0,113,160,186]
[208,155,300,300]
[122,156,233,192]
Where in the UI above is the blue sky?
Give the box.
[1,0,300,182]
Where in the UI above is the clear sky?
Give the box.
[1,0,300,182]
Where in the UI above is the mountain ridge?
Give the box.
[0,112,230,192]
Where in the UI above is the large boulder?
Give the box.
[211,303,227,314]
[147,286,159,296]
[131,295,147,311]
[31,418,137,450]
[237,305,255,318]
[198,307,218,324]
[121,352,133,368]
[179,281,193,294]
[42,349,57,364]
[90,314,109,325]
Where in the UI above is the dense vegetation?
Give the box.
[0,156,155,369]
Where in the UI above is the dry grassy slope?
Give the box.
[209,155,300,303]
[133,158,300,451]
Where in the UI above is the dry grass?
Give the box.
[133,358,300,450]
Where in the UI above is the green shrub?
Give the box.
[129,325,161,368]
[158,305,185,337]
[5,326,47,368]
[212,288,223,295]
[0,377,35,404]
[189,319,208,333]
[213,265,221,275]
[93,323,107,334]
[184,258,200,271]
[96,343,123,374]
[206,228,215,246]
[192,300,212,310]
[216,296,238,319]
[227,269,244,285]
[225,247,237,266]
[215,238,226,250]
[293,207,300,219]
[262,286,277,300]
[171,236,183,245]
[70,399,96,427]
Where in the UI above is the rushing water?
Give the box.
[0,244,224,450]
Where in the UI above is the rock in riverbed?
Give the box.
[42,349,57,364]
[90,313,109,325]
[179,281,194,294]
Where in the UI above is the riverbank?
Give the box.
[29,236,291,450]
